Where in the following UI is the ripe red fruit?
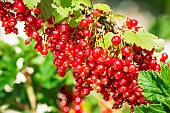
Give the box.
[25,39,31,45]
[92,9,100,17]
[8,17,17,27]
[131,19,138,26]
[80,19,89,28]
[160,53,168,62]
[82,87,90,96]
[87,16,93,23]
[122,46,131,57]
[13,1,26,13]
[83,29,91,37]
[112,35,121,46]
[30,31,39,40]
[113,70,123,80]
[33,7,41,15]
[112,58,123,70]
[58,24,69,33]
[40,49,48,56]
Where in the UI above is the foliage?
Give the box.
[0,0,170,113]
[135,63,170,113]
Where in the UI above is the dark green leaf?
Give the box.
[138,71,170,102]
[69,10,82,27]
[161,97,170,109]
[135,104,167,113]
[160,63,170,93]
[38,0,54,21]
[53,0,60,6]
[53,0,72,8]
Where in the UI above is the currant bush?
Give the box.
[0,0,169,113]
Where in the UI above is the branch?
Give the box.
[22,68,37,113]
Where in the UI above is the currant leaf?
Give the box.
[56,6,71,18]
[111,14,126,18]
[103,32,114,48]
[93,3,113,12]
[52,11,63,22]
[160,63,170,93]
[134,104,168,113]
[38,0,54,21]
[123,30,165,51]
[138,70,170,102]
[69,10,82,27]
[23,0,41,9]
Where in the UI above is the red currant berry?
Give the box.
[112,35,121,46]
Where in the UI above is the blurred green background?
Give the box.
[0,0,170,113]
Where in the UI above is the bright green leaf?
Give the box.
[56,6,71,18]
[103,32,114,48]
[112,14,126,18]
[52,11,63,22]
[154,39,165,52]
[138,71,170,102]
[124,30,164,51]
[23,0,41,9]
[98,39,105,48]
[134,104,167,113]
[93,3,112,12]
[69,10,82,27]
[38,0,54,21]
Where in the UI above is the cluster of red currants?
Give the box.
[0,1,169,113]
[0,0,43,36]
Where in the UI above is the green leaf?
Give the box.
[112,14,126,18]
[56,6,71,18]
[161,97,170,109]
[38,0,54,21]
[93,3,112,12]
[52,11,63,22]
[154,39,165,52]
[138,71,170,102]
[53,0,72,8]
[134,104,167,113]
[124,30,165,51]
[103,32,114,48]
[53,0,60,6]
[160,63,170,94]
[72,0,91,9]
[23,0,41,9]
[69,10,82,27]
